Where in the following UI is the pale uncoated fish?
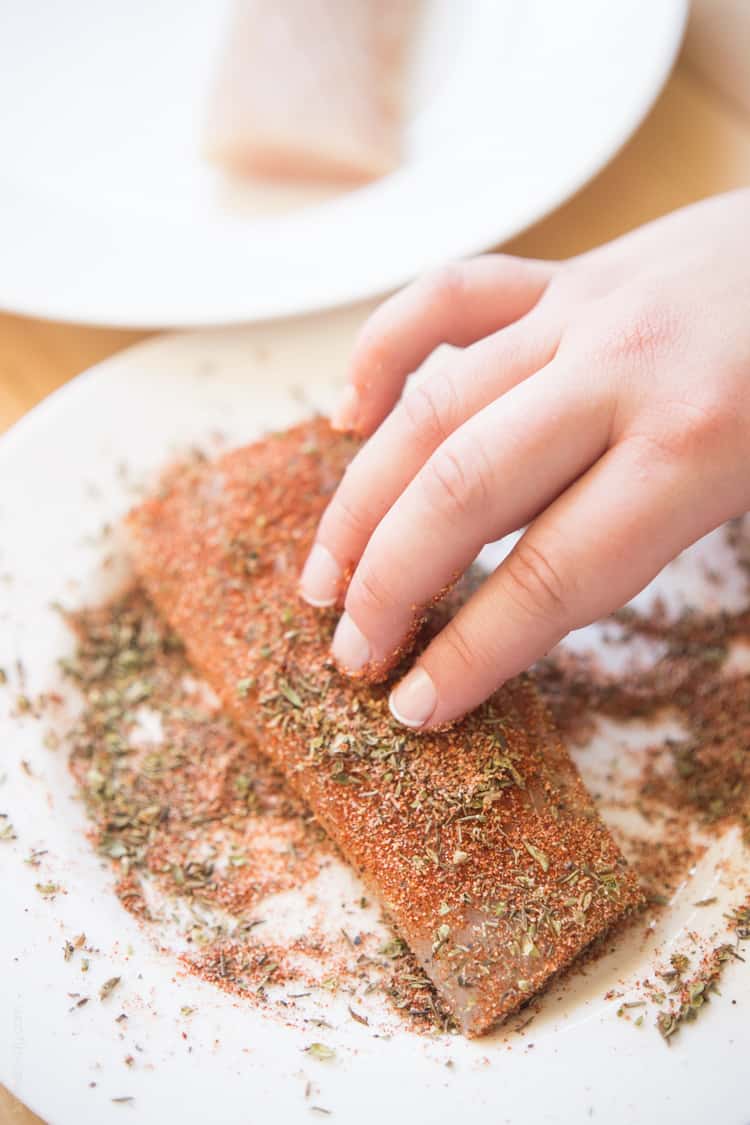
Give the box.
[204,0,420,182]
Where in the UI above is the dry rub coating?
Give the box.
[127,419,643,1035]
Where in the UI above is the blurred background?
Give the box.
[0,0,748,439]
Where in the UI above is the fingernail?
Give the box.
[299,543,342,607]
[389,667,437,729]
[331,385,360,432]
[332,612,371,673]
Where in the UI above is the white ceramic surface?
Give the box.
[0,0,686,327]
[1,321,748,1125]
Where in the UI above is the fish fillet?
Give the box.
[127,419,643,1035]
[204,0,419,182]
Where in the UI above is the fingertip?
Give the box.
[299,543,343,608]
[331,611,371,674]
[330,385,362,433]
[388,665,437,729]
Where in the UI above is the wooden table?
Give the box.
[2,54,750,1125]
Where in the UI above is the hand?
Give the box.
[299,190,750,729]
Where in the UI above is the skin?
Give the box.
[299,190,750,729]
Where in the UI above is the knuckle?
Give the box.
[401,370,457,446]
[349,556,393,618]
[501,539,568,622]
[539,262,601,313]
[439,619,481,675]
[625,397,731,471]
[324,485,371,545]
[620,431,679,479]
[419,438,492,521]
[562,288,684,375]
[612,310,678,366]
[539,269,578,312]
[600,293,682,368]
[421,262,467,311]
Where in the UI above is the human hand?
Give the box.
[299,190,750,729]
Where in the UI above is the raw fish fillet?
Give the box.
[204,0,418,182]
[128,419,643,1035]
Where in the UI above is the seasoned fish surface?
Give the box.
[128,419,643,1035]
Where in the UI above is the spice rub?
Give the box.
[127,418,643,1036]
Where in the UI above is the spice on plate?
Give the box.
[535,536,750,907]
[125,418,644,1036]
[656,943,740,1042]
[0,814,16,842]
[100,976,122,1001]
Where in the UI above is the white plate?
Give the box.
[1,319,748,1125]
[0,0,686,327]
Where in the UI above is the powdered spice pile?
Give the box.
[124,418,643,1036]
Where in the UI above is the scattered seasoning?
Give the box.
[536,529,750,869]
[35,882,60,898]
[656,944,739,1043]
[617,1001,646,1016]
[100,976,121,1001]
[63,933,86,962]
[522,840,549,873]
[534,515,750,1039]
[305,1043,336,1061]
[0,816,16,841]
[728,899,750,940]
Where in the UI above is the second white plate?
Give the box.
[0,0,686,326]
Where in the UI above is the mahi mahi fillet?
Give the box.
[127,419,643,1035]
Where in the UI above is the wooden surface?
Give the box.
[2,53,750,1125]
[686,0,750,117]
